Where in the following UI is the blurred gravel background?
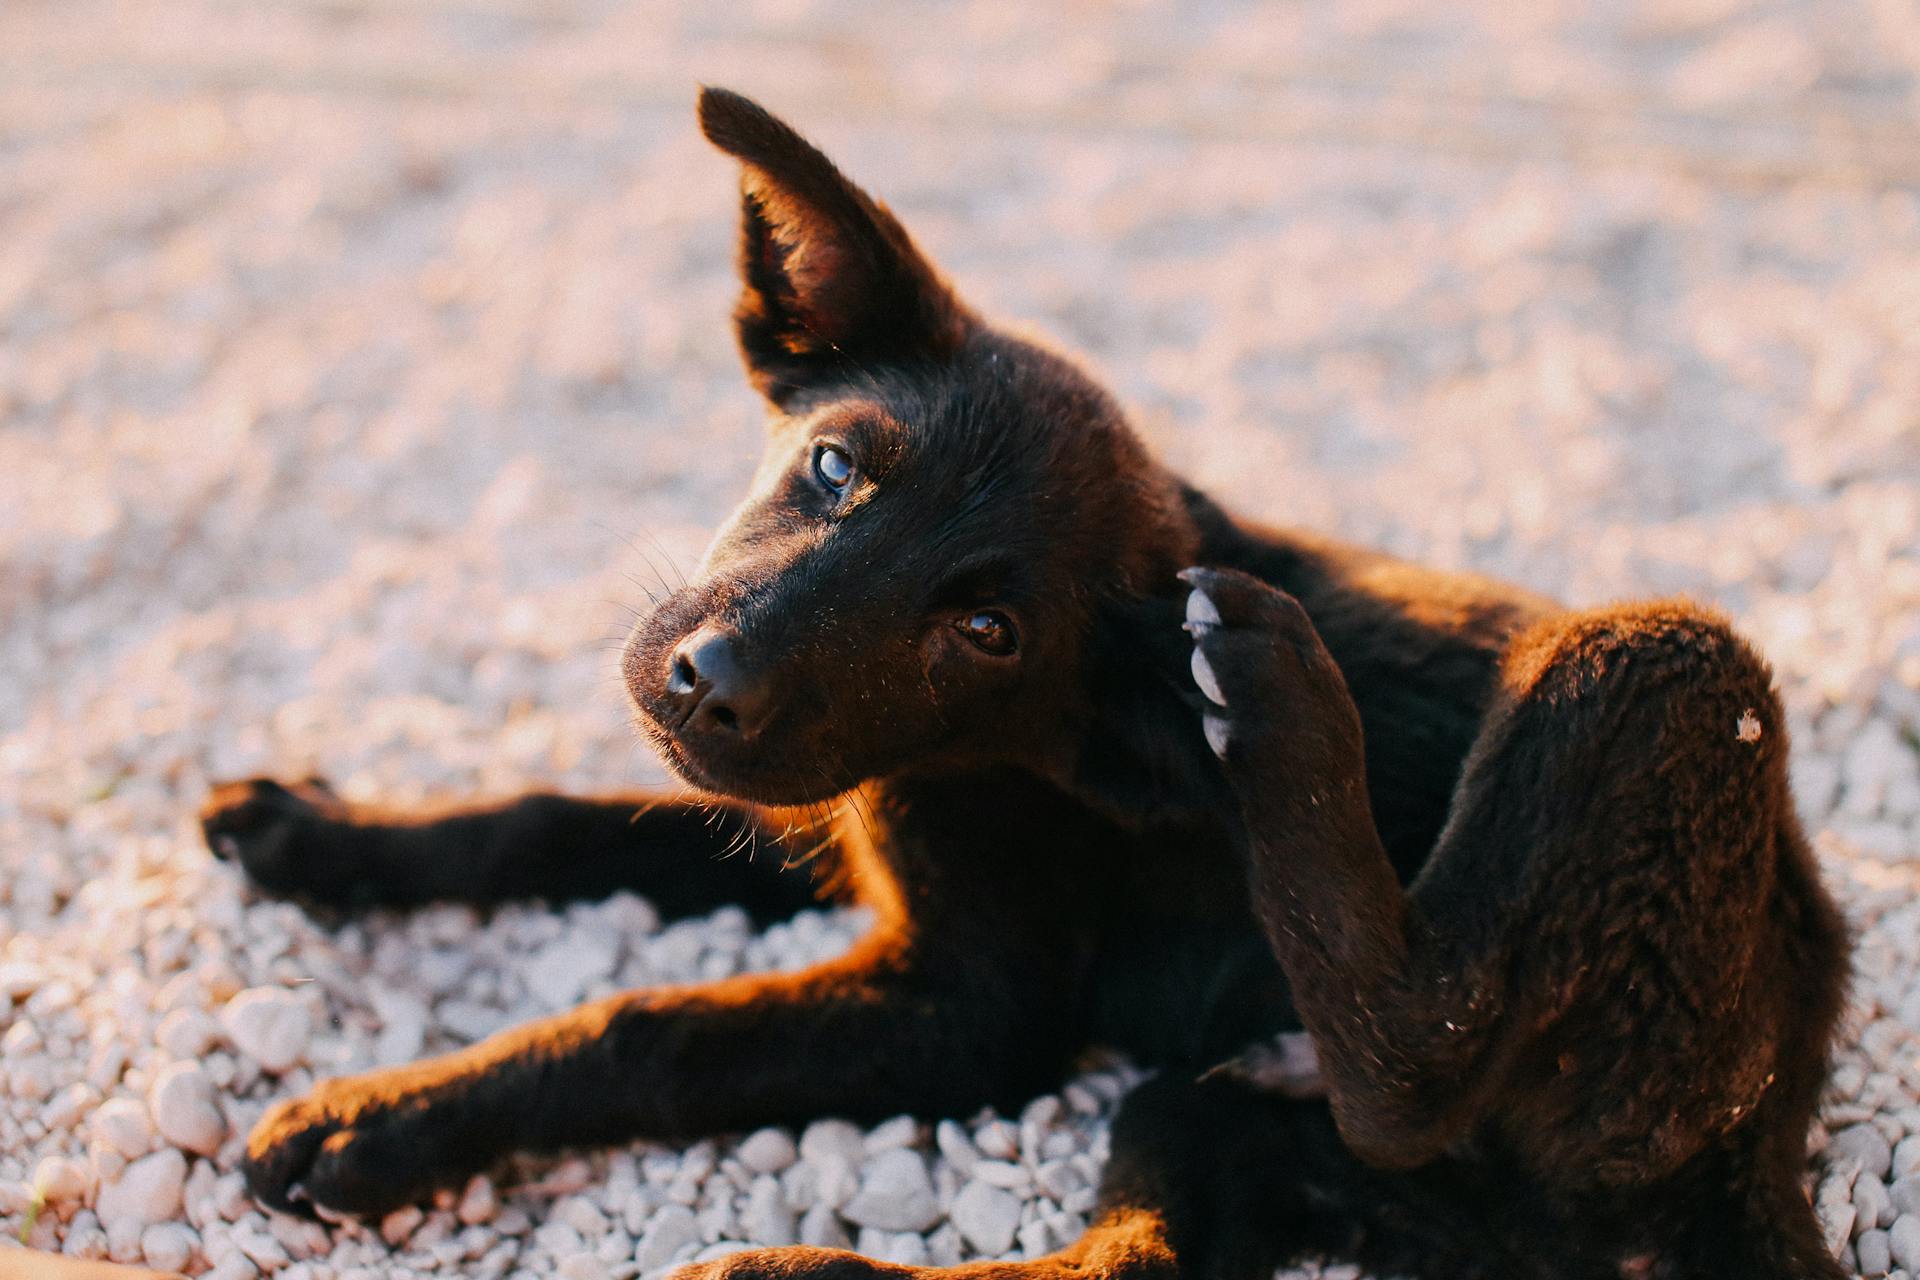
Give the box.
[3,1,1919,1276]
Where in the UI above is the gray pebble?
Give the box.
[1835,1124,1896,1180]
[1860,1228,1893,1276]
[1895,1215,1920,1272]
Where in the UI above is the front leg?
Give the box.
[1179,568,1498,1169]
[200,780,828,922]
[243,931,1077,1216]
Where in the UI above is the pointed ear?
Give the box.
[698,87,973,406]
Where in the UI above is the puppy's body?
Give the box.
[202,91,1848,1279]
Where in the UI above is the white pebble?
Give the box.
[635,1203,699,1270]
[841,1148,941,1233]
[949,1179,1021,1255]
[1836,1124,1896,1180]
[156,1008,222,1059]
[150,1060,227,1157]
[220,988,310,1072]
[1861,1228,1894,1276]
[737,1128,798,1175]
[864,1115,919,1154]
[456,1174,498,1225]
[797,1203,850,1249]
[798,1118,865,1167]
[380,1204,424,1247]
[741,1175,795,1246]
[1860,1174,1896,1231]
[558,1256,609,1280]
[96,1148,188,1230]
[142,1222,198,1272]
[33,1156,91,1206]
[1895,1215,1920,1272]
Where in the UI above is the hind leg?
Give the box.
[668,1074,1373,1280]
[1181,570,1847,1274]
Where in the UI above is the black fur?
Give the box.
[201,88,1850,1280]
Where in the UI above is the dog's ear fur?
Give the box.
[698,87,972,406]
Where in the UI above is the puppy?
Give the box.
[202,88,1849,1279]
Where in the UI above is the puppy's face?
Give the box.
[624,92,1196,807]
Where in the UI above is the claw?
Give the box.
[1190,646,1226,706]
[1204,1031,1325,1098]
[1182,587,1222,635]
[1203,714,1231,759]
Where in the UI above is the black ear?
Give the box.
[698,87,973,406]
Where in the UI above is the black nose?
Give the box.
[666,628,775,739]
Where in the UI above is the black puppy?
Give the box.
[201,89,1850,1280]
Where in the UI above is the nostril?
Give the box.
[668,652,698,696]
[708,704,738,731]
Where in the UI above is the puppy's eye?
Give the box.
[813,444,853,492]
[957,610,1017,656]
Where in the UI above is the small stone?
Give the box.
[974,1119,1019,1159]
[971,1160,1031,1191]
[1895,1216,1920,1271]
[558,1257,609,1280]
[1861,1175,1896,1231]
[555,1194,608,1237]
[221,988,310,1072]
[863,1115,919,1154]
[1894,1175,1920,1218]
[635,1203,699,1270]
[737,1128,798,1175]
[797,1204,850,1249]
[142,1222,198,1273]
[456,1174,498,1225]
[1896,1137,1920,1180]
[799,1118,865,1167]
[380,1204,424,1246]
[97,1148,188,1230]
[1836,1125,1896,1180]
[150,1060,228,1156]
[742,1175,795,1245]
[525,934,619,1008]
[33,1156,91,1206]
[1017,1218,1053,1257]
[950,1179,1021,1254]
[370,989,428,1066]
[1861,1228,1894,1276]
[157,1008,221,1059]
[935,1120,979,1175]
[841,1148,940,1233]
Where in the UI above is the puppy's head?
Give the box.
[624,89,1200,808]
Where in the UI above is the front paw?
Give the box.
[244,1072,469,1218]
[672,1249,908,1280]
[201,776,361,902]
[1177,568,1365,774]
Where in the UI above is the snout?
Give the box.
[661,625,777,741]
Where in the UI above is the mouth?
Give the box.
[628,680,846,806]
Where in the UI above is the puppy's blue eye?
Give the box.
[814,444,853,491]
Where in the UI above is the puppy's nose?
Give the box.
[666,628,775,739]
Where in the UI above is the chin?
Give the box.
[637,717,855,807]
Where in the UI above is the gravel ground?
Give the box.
[3,2,1919,1277]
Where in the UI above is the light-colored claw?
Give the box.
[1190,646,1226,706]
[1183,588,1222,634]
[1215,1031,1326,1098]
[1203,713,1231,759]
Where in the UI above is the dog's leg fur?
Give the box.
[1182,567,1848,1276]
[200,781,830,921]
[235,771,1100,1217]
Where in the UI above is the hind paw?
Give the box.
[1177,567,1364,775]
